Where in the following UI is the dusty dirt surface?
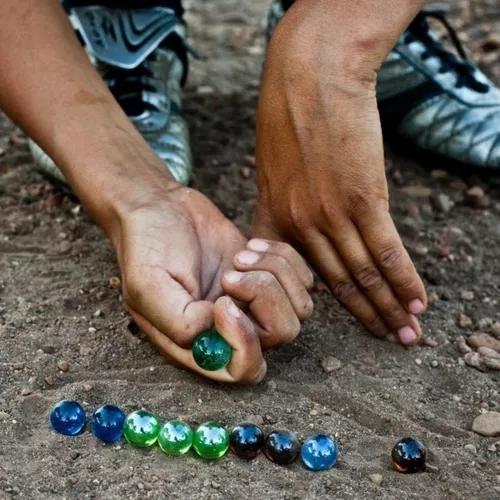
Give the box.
[1,1,500,499]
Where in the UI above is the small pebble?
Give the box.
[241,166,251,179]
[461,291,475,301]
[369,473,383,486]
[457,340,472,354]
[20,388,32,396]
[459,314,473,329]
[424,338,438,348]
[414,245,429,256]
[481,35,500,51]
[83,383,93,392]
[490,322,500,339]
[57,360,69,372]
[464,352,485,371]
[465,186,491,209]
[88,327,96,334]
[464,443,477,455]
[477,317,493,329]
[472,412,500,437]
[483,357,500,371]
[44,376,54,386]
[93,309,102,318]
[467,334,500,353]
[415,358,422,366]
[430,360,439,368]
[427,292,439,305]
[109,277,121,289]
[431,193,454,213]
[321,356,342,373]
[477,347,500,359]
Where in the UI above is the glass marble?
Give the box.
[391,437,426,473]
[263,430,300,465]
[192,329,232,371]
[230,423,265,459]
[90,404,126,443]
[193,421,230,459]
[123,409,161,448]
[301,434,338,471]
[50,400,86,436]
[158,420,193,455]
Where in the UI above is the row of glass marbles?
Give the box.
[50,401,338,471]
[50,401,426,473]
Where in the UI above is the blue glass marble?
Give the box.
[50,400,86,436]
[90,404,126,443]
[301,434,338,471]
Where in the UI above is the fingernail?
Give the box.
[398,326,417,345]
[237,250,260,265]
[225,271,243,283]
[248,238,270,252]
[408,299,424,315]
[227,298,241,318]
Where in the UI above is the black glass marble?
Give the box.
[391,437,426,473]
[230,423,265,459]
[263,430,300,465]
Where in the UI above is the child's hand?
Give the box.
[223,238,314,350]
[114,184,313,384]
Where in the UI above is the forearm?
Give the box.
[272,0,427,86]
[0,1,177,237]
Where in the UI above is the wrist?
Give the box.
[50,106,180,243]
[271,0,425,89]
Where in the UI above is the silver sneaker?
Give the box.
[267,2,500,169]
[29,6,193,187]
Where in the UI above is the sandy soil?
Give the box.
[1,1,500,498]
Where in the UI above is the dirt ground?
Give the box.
[1,1,500,499]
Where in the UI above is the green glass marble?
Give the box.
[158,420,193,455]
[192,329,232,371]
[193,421,230,459]
[123,409,160,448]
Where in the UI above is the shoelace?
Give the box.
[405,4,489,93]
[103,64,157,117]
[102,32,190,117]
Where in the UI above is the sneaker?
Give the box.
[267,2,500,169]
[29,6,193,187]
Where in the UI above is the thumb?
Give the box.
[124,271,214,348]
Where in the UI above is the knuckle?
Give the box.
[251,270,278,288]
[380,303,405,323]
[270,254,288,270]
[356,266,384,291]
[378,247,403,271]
[347,192,372,217]
[288,202,310,232]
[396,275,419,294]
[331,279,358,302]
[366,315,388,336]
